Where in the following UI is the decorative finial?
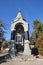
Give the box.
[18,8,21,12]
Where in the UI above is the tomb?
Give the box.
[10,11,31,56]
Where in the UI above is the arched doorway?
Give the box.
[15,23,24,52]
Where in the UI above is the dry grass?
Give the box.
[0,49,8,56]
[38,54,43,59]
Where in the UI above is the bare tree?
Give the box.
[0,21,6,50]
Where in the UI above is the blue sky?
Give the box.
[0,0,43,40]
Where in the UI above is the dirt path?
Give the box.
[0,58,43,65]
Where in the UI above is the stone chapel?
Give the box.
[11,11,31,56]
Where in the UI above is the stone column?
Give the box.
[11,30,16,40]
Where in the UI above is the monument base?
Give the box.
[23,40,31,56]
[9,40,16,57]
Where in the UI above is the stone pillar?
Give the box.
[24,31,29,40]
[23,40,31,56]
[11,30,16,40]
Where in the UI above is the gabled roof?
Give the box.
[16,11,22,19]
[11,11,29,31]
[14,11,26,22]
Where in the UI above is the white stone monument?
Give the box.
[11,11,31,56]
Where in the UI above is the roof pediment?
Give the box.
[14,11,22,22]
[11,11,29,31]
[11,11,28,26]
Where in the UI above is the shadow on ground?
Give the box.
[0,54,12,64]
